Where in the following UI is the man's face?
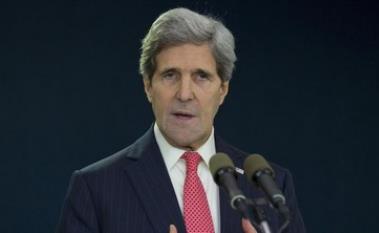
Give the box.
[143,43,229,150]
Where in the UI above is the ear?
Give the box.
[219,81,229,105]
[143,77,152,103]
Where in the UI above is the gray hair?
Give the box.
[139,8,236,82]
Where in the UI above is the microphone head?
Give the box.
[243,154,275,183]
[209,153,235,184]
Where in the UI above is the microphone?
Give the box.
[209,153,247,211]
[210,153,274,233]
[243,154,290,218]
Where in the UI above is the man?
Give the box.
[57,8,306,233]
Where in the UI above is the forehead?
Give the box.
[154,43,217,72]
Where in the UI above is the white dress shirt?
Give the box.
[154,123,220,233]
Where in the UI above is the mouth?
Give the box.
[172,111,195,121]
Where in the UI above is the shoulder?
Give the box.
[75,126,156,177]
[215,134,306,231]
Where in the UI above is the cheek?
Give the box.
[202,95,222,119]
[151,91,170,115]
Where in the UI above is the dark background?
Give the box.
[1,0,378,232]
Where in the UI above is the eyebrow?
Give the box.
[193,68,213,76]
[159,67,178,75]
[158,67,214,78]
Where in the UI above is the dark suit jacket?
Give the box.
[57,127,306,233]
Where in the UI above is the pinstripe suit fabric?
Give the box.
[56,127,306,233]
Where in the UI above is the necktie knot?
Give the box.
[182,151,201,172]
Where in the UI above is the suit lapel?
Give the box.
[216,135,266,233]
[123,128,186,233]
[121,129,254,233]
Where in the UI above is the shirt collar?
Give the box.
[154,123,216,171]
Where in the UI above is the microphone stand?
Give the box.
[245,198,290,233]
[246,198,272,233]
[234,198,272,233]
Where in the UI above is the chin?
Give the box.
[169,132,205,150]
[170,135,195,147]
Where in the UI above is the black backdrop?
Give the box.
[1,0,378,232]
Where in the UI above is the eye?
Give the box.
[162,71,177,81]
[195,71,210,81]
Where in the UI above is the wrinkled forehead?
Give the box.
[152,42,222,76]
[153,43,218,74]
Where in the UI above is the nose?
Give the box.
[176,76,194,102]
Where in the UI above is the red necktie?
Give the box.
[182,151,215,233]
